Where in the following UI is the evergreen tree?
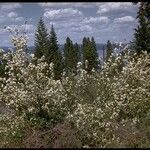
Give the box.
[64,37,77,74]
[144,2,150,19]
[91,37,99,70]
[106,40,113,62]
[0,50,6,78]
[34,17,49,59]
[82,37,87,64]
[134,2,150,54]
[74,42,81,63]
[46,25,63,80]
[82,37,99,72]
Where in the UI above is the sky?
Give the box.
[0,2,139,47]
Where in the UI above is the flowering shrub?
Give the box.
[66,51,150,147]
[0,114,25,148]
[0,48,69,127]
[0,30,150,148]
[0,30,73,147]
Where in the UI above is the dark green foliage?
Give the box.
[106,40,113,62]
[64,37,79,74]
[91,37,100,70]
[34,17,49,59]
[46,25,59,64]
[0,61,6,77]
[74,42,81,63]
[46,25,63,80]
[34,19,63,80]
[134,2,150,54]
[82,37,87,64]
[0,52,9,78]
[82,37,99,73]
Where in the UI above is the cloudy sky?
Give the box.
[0,2,139,47]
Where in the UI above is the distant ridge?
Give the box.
[0,43,106,57]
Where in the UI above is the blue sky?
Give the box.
[0,2,139,46]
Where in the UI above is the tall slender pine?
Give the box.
[106,40,113,62]
[64,37,78,74]
[34,17,49,59]
[74,42,81,64]
[91,37,99,70]
[46,25,63,80]
[82,37,99,72]
[134,2,150,54]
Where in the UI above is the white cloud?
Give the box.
[68,24,93,33]
[1,3,22,11]
[43,8,86,34]
[7,11,18,18]
[97,2,136,14]
[47,21,79,30]
[82,16,109,24]
[38,2,100,8]
[114,16,135,23]
[38,2,70,8]
[0,27,8,34]
[5,12,24,23]
[73,3,99,8]
[20,24,35,32]
[14,17,24,22]
[44,8,83,20]
[0,3,24,23]
[27,32,34,36]
[3,24,35,34]
[79,25,93,32]
[0,3,139,45]
[0,8,24,23]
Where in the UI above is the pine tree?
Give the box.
[46,25,63,80]
[106,40,113,62]
[91,37,99,70]
[82,37,99,72]
[74,42,81,64]
[82,37,87,64]
[0,50,6,78]
[134,2,150,54]
[145,2,150,19]
[34,17,49,59]
[64,37,77,74]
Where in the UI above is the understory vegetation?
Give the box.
[0,33,149,148]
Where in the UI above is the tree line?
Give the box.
[0,2,149,80]
[34,17,101,80]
